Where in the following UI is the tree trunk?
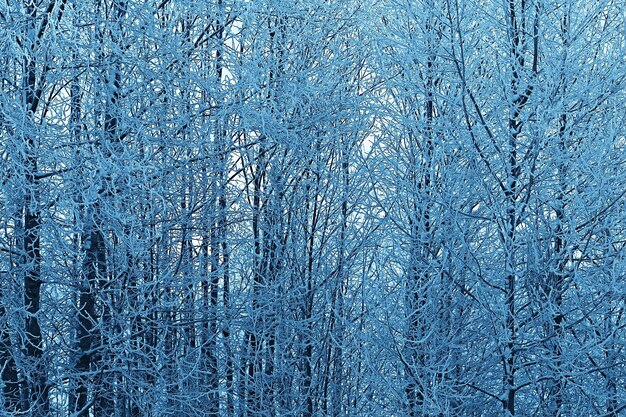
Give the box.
[22,2,49,414]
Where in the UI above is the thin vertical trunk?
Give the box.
[604,343,619,417]
[405,11,435,414]
[0,49,20,412]
[86,3,125,415]
[331,136,349,417]
[222,215,234,417]
[23,166,46,417]
[145,235,159,409]
[208,7,228,413]
[22,2,49,414]
[197,116,214,410]
[0,21,19,412]
[76,208,105,417]
[127,256,142,417]
[69,38,87,417]
[502,1,538,413]
[247,143,265,417]
[69,23,96,414]
[263,191,279,417]
[182,186,197,409]
[548,113,567,417]
[219,136,234,417]
[208,213,219,417]
[549,9,568,414]
[302,179,319,417]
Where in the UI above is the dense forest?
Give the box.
[0,0,625,416]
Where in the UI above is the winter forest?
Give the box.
[0,0,625,416]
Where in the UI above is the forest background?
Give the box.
[0,0,625,416]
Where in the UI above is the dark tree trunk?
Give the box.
[22,2,49,414]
